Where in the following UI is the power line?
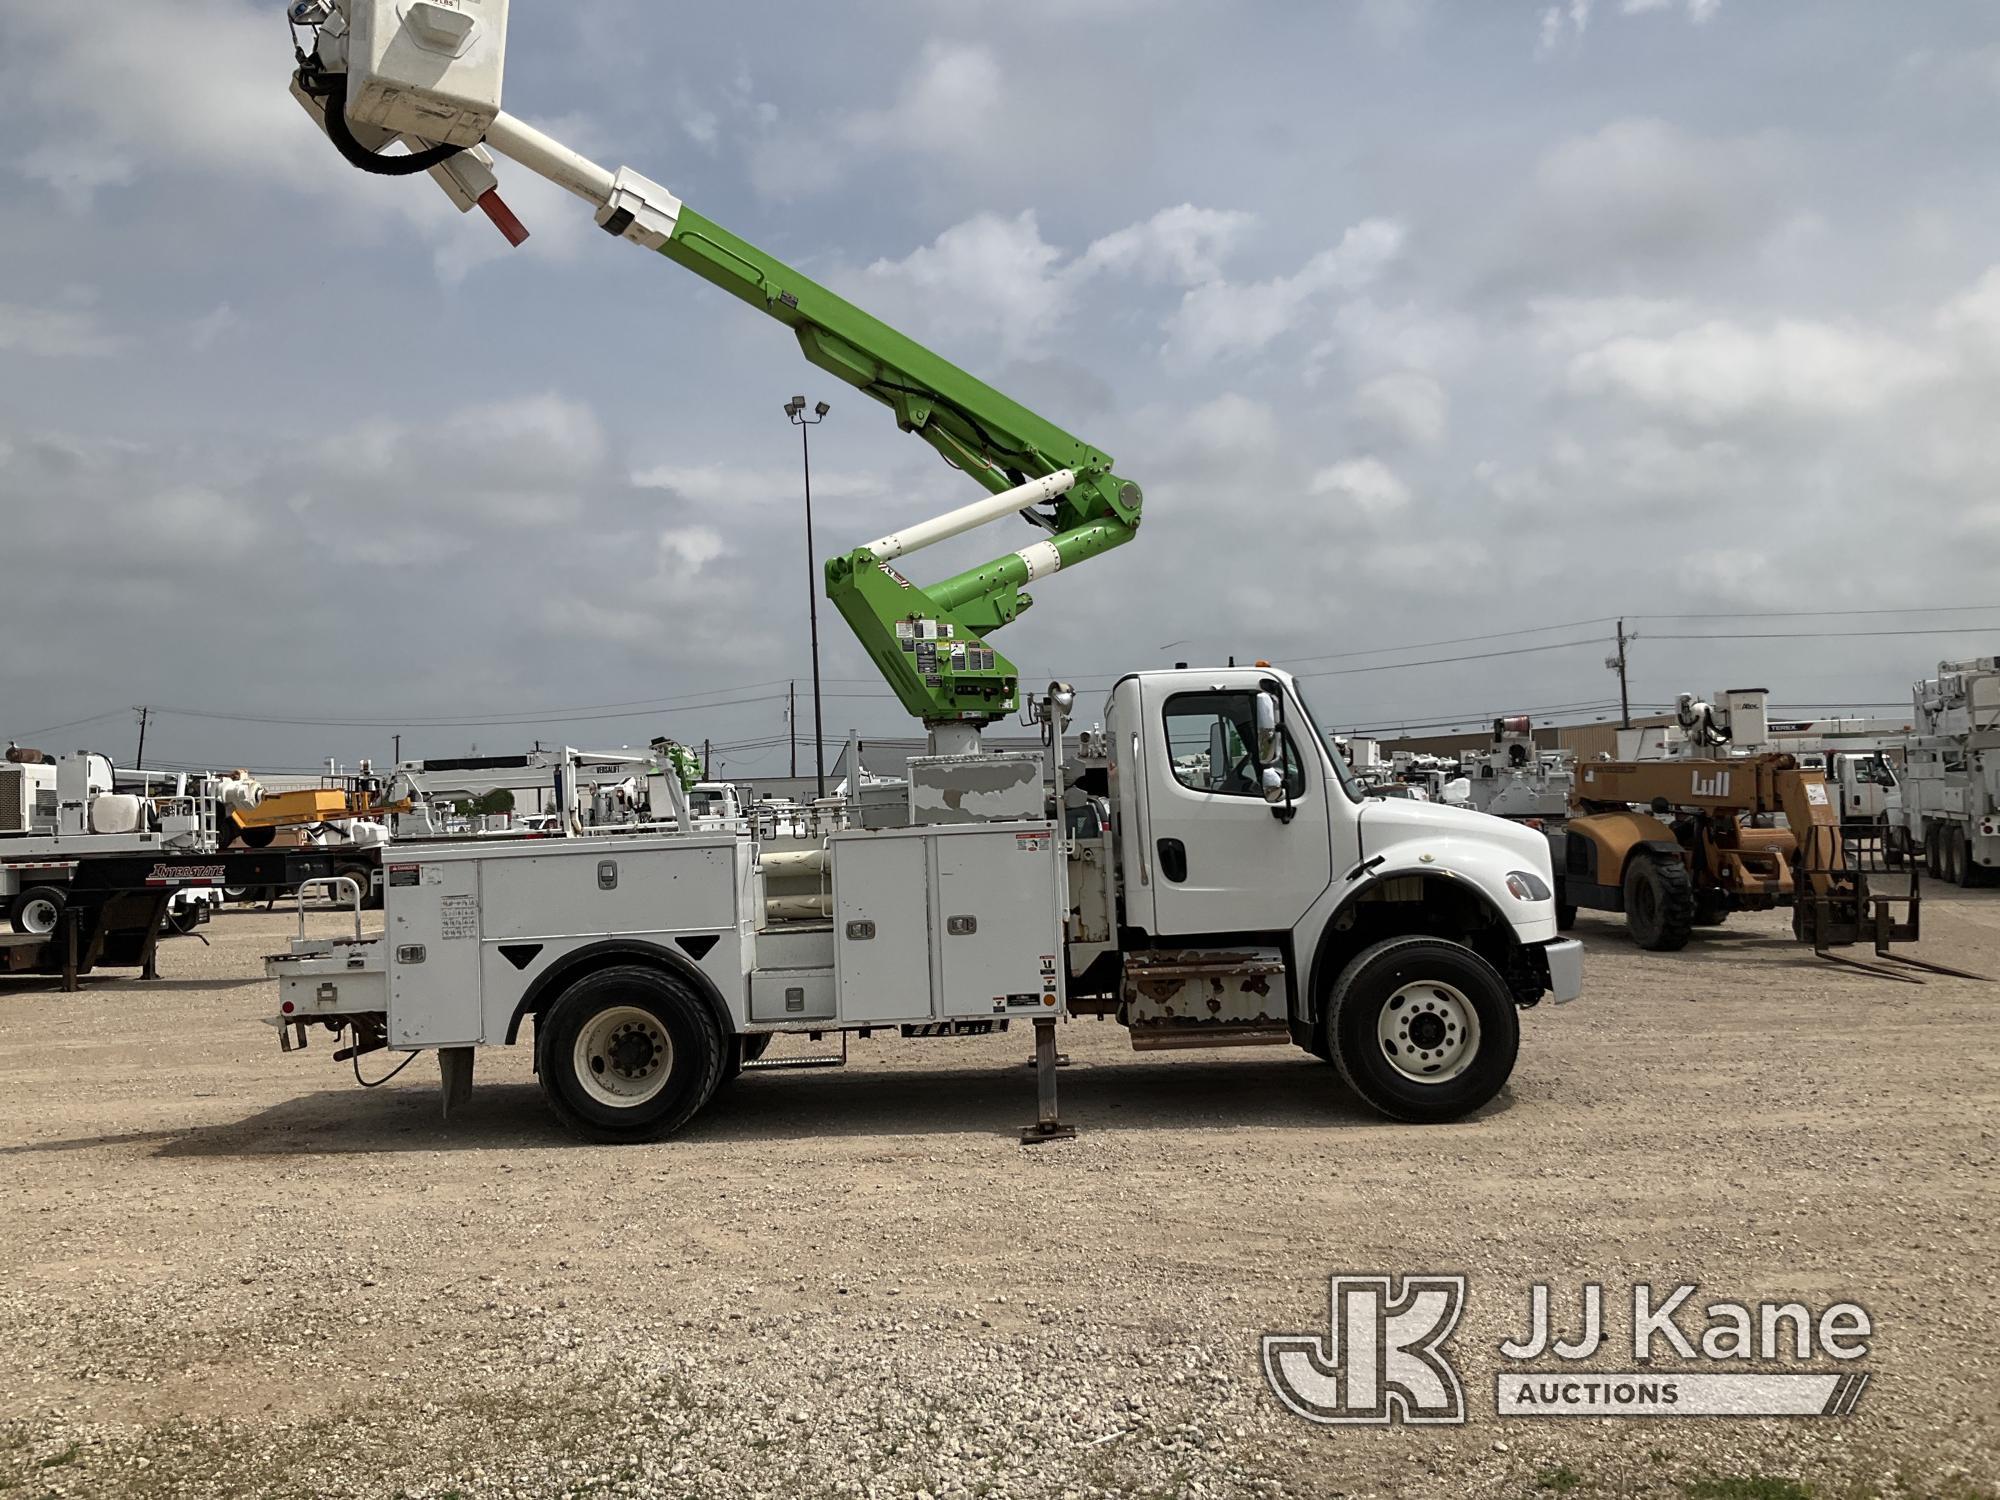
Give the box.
[9,709,128,742]
[1294,637,1605,681]
[1647,628,2000,641]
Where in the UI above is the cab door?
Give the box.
[1136,680,1335,936]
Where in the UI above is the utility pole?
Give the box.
[785,396,831,798]
[1607,620,1634,729]
[393,732,401,764]
[702,737,711,779]
[133,706,149,768]
[789,680,797,778]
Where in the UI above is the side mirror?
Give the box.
[1207,721,1230,791]
[1261,766,1286,804]
[1255,691,1280,766]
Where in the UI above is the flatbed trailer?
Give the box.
[3,849,339,989]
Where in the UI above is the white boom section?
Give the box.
[483,112,614,206]
[865,471,1077,563]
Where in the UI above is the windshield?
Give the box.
[1294,689,1362,801]
[688,790,718,816]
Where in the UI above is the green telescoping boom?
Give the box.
[292,52,1144,729]
[653,205,1144,726]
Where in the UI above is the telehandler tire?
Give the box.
[1322,937,1519,1124]
[1623,854,1694,952]
[537,965,725,1143]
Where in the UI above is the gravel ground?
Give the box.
[0,896,1995,1500]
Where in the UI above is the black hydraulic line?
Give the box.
[309,69,465,178]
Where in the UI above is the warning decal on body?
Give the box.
[387,864,421,888]
[1016,832,1052,852]
[440,893,478,941]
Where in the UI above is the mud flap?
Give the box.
[439,1046,475,1119]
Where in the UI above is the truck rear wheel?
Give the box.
[1955,828,1978,889]
[9,885,67,937]
[537,966,724,1143]
[1323,937,1519,1124]
[1623,854,1694,951]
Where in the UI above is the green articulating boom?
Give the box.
[291,16,1140,729]
[653,208,1144,726]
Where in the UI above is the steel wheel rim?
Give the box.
[1377,980,1480,1084]
[17,897,60,936]
[573,1005,674,1109]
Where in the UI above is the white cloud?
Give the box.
[1537,0,1596,58]
[631,462,884,510]
[1350,371,1449,448]
[1528,119,1783,271]
[862,211,1071,351]
[1569,318,1943,426]
[314,394,609,530]
[1309,456,1413,519]
[842,42,1007,164]
[1164,219,1406,366]
[189,304,241,354]
[857,203,1290,360]
[1180,394,1283,460]
[658,526,727,573]
[0,0,325,195]
[1074,206,1258,286]
[0,303,125,358]
[1528,296,1696,352]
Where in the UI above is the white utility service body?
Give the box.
[1902,659,2000,885]
[269,669,1582,1141]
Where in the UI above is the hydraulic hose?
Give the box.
[315,71,465,177]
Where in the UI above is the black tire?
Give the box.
[238,824,277,849]
[1955,828,1978,889]
[1556,903,1578,932]
[9,885,67,937]
[164,899,203,936]
[1693,892,1730,927]
[1623,854,1695,952]
[536,966,724,1143]
[336,865,381,911]
[1942,827,1961,887]
[1322,937,1520,1124]
[1926,827,1942,880]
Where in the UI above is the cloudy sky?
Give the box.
[3,0,1999,778]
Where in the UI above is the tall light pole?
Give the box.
[786,396,831,797]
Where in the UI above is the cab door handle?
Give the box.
[1157,838,1188,883]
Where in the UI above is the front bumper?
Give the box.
[1541,937,1583,1004]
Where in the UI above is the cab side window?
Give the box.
[1162,691,1305,798]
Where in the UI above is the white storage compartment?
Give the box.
[476,841,738,941]
[346,0,509,147]
[934,825,1062,1021]
[387,858,483,1047]
[749,968,836,1024]
[832,832,933,1024]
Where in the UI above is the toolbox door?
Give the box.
[387,859,483,1047]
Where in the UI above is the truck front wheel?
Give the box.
[537,966,725,1143]
[1323,937,1520,1124]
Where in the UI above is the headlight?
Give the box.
[1505,870,1552,901]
